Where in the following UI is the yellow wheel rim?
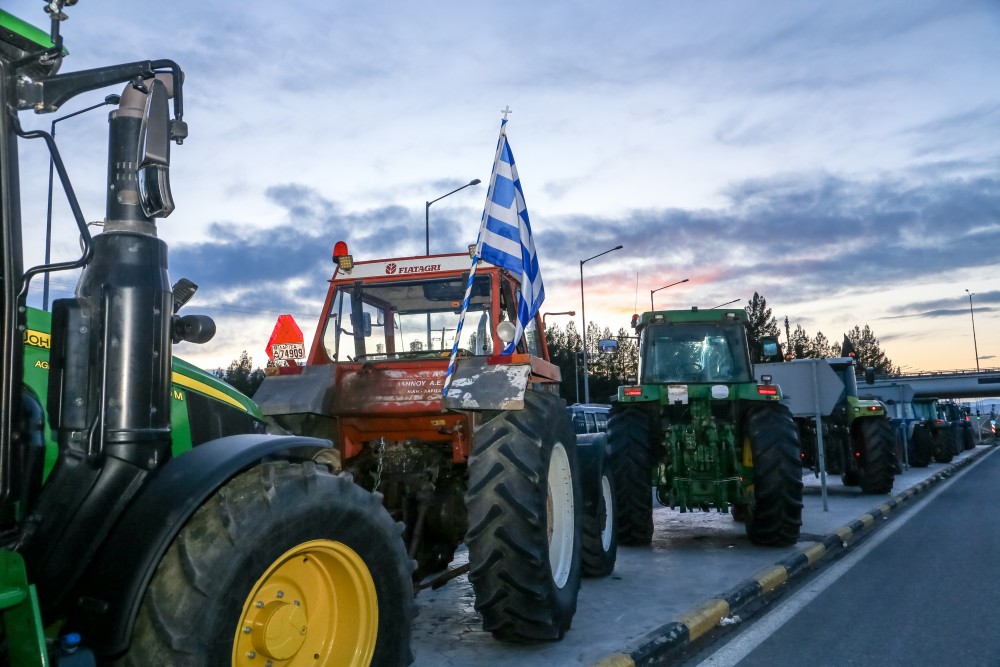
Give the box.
[233,539,378,666]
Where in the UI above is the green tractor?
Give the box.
[1,6,412,665]
[607,308,803,547]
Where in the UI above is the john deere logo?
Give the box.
[385,263,398,275]
[25,329,51,349]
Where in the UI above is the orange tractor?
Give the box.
[256,245,617,642]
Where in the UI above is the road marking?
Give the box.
[694,448,996,667]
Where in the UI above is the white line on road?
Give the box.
[694,448,997,667]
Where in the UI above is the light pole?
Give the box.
[425,179,481,255]
[711,298,741,309]
[966,289,980,372]
[43,93,121,311]
[580,245,623,404]
[542,310,575,329]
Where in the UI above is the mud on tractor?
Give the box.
[255,245,616,642]
[607,308,803,548]
[1,6,413,664]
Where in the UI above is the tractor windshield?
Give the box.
[323,275,496,361]
[641,322,752,384]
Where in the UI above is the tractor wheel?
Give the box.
[120,461,415,667]
[963,427,976,450]
[909,424,933,467]
[465,389,582,642]
[932,429,954,463]
[744,404,803,547]
[857,417,896,495]
[607,407,654,546]
[578,438,618,577]
[948,426,963,456]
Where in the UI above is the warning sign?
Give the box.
[266,315,305,363]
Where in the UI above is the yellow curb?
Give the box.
[755,565,789,592]
[802,542,826,564]
[590,655,635,667]
[679,599,730,641]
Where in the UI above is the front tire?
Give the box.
[744,404,803,547]
[121,461,415,667]
[465,390,582,642]
[607,406,654,546]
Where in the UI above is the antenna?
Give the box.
[634,272,639,314]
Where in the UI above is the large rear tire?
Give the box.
[607,406,654,546]
[577,436,618,577]
[121,461,415,667]
[908,424,933,467]
[744,404,802,547]
[857,417,896,494]
[465,390,582,642]
[932,427,954,464]
[963,426,976,451]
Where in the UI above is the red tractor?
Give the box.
[256,244,617,642]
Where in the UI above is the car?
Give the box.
[567,403,611,434]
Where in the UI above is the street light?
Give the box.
[966,289,980,372]
[711,298,741,309]
[425,179,481,255]
[650,278,689,310]
[580,244,623,404]
[542,310,575,329]
[43,93,121,311]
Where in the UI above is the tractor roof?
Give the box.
[634,308,748,329]
[332,252,500,282]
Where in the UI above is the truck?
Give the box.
[606,308,803,547]
[758,355,897,494]
[254,245,616,641]
[1,6,413,664]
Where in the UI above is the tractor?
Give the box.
[0,6,412,664]
[606,308,803,547]
[255,244,617,642]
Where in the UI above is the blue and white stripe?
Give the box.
[475,118,544,354]
[443,118,544,397]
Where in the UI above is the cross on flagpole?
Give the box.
[501,105,512,120]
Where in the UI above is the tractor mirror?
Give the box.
[597,339,619,354]
[864,366,875,384]
[137,78,175,218]
[759,336,783,363]
[350,313,373,337]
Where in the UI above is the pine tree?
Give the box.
[843,325,900,375]
[215,350,266,397]
[744,292,780,362]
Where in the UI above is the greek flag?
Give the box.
[476,118,544,353]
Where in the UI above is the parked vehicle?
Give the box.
[0,7,412,664]
[607,308,803,547]
[255,245,616,642]
[568,403,611,434]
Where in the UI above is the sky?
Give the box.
[10,0,1000,374]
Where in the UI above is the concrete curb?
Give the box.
[591,446,993,667]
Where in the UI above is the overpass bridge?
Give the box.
[862,367,1000,400]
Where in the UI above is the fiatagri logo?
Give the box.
[385,262,441,276]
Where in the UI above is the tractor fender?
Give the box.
[67,433,333,657]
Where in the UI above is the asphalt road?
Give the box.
[409,446,992,666]
[686,445,1000,667]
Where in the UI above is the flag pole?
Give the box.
[442,119,509,399]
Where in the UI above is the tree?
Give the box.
[544,322,637,404]
[215,350,267,397]
[745,292,780,362]
[842,325,900,376]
